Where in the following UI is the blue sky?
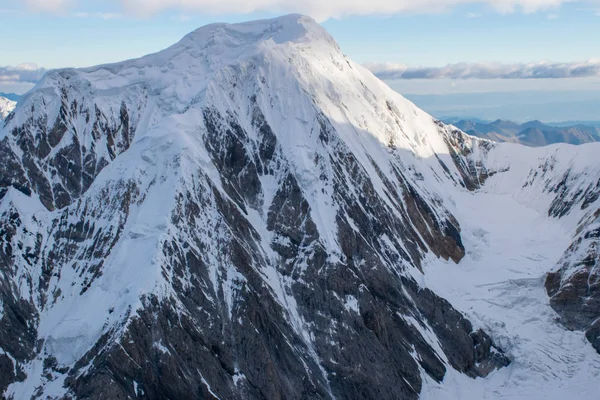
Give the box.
[327,5,600,67]
[1,2,599,68]
[1,0,600,105]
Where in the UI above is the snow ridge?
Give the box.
[0,96,16,122]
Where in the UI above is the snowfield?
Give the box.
[421,180,600,399]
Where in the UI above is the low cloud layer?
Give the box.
[73,12,123,19]
[4,60,599,87]
[0,64,47,84]
[18,0,600,20]
[365,60,600,80]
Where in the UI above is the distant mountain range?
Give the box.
[0,92,21,102]
[403,91,600,123]
[444,118,600,146]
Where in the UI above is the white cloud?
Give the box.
[171,14,193,21]
[120,0,583,19]
[21,0,73,12]
[6,59,600,87]
[73,11,123,19]
[12,0,600,20]
[365,60,600,79]
[0,64,47,84]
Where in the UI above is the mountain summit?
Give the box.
[1,15,599,400]
[0,96,16,121]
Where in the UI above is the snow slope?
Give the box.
[421,190,600,399]
[413,140,600,398]
[0,96,16,121]
[0,14,598,400]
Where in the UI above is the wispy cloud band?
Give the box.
[0,64,47,84]
[18,0,600,20]
[4,60,600,87]
[72,12,123,19]
[365,59,600,80]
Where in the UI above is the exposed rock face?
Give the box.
[0,79,148,396]
[0,75,147,211]
[546,210,600,353]
[17,93,506,399]
[0,203,39,395]
[435,120,497,191]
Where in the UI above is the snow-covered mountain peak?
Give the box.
[77,13,334,79]
[11,15,340,131]
[2,14,599,400]
[4,12,452,187]
[47,14,333,81]
[182,14,334,48]
[0,96,16,121]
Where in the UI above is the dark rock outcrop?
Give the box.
[50,102,508,400]
[0,75,147,211]
[546,211,600,353]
